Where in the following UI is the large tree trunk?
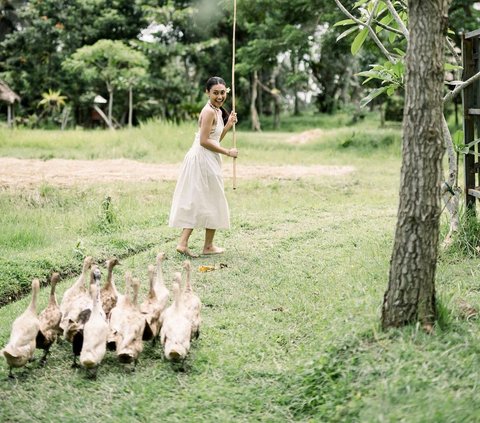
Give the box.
[381,0,451,330]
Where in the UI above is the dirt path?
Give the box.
[0,157,355,189]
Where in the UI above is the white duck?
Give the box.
[107,271,132,352]
[182,260,202,340]
[60,256,93,332]
[140,265,163,344]
[64,267,96,368]
[153,252,169,310]
[116,276,145,367]
[36,272,62,365]
[80,266,108,379]
[2,279,40,378]
[160,273,191,361]
[100,257,120,318]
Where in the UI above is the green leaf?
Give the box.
[336,26,358,42]
[380,15,394,27]
[444,63,463,71]
[360,86,388,108]
[388,30,397,43]
[453,130,464,149]
[354,0,369,8]
[333,19,356,27]
[357,70,385,83]
[351,27,369,55]
[386,85,396,96]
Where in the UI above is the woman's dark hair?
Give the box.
[206,76,229,125]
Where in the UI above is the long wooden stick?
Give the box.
[232,0,237,190]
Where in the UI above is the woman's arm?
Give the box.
[220,112,237,141]
[199,108,236,157]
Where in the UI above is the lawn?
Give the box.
[1,113,480,422]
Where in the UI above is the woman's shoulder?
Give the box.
[199,105,216,123]
[201,104,216,116]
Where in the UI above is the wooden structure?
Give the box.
[0,80,20,128]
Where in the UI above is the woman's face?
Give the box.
[207,84,227,108]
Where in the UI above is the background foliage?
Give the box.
[1,0,478,128]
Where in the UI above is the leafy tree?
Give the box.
[0,0,26,41]
[382,0,451,330]
[335,0,475,329]
[0,0,154,124]
[62,39,148,127]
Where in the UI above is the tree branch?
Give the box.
[373,19,403,36]
[445,37,462,68]
[443,70,480,104]
[257,79,281,98]
[384,0,409,38]
[334,0,395,62]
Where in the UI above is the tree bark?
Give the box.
[250,70,261,132]
[381,0,451,330]
[107,84,114,128]
[128,86,133,128]
[7,104,12,128]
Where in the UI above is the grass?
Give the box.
[1,113,480,421]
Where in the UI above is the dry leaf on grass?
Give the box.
[198,263,228,273]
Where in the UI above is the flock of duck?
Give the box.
[1,253,201,379]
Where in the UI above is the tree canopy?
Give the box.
[0,0,479,127]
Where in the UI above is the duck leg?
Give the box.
[71,354,79,368]
[39,347,50,366]
[86,366,98,380]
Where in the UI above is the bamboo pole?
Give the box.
[232,0,237,190]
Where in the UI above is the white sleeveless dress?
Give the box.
[168,106,230,229]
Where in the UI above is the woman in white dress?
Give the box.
[169,76,239,257]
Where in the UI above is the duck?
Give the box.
[154,252,170,309]
[80,266,108,379]
[64,267,96,368]
[2,279,40,378]
[182,260,202,340]
[115,276,145,368]
[160,273,191,362]
[60,256,93,332]
[140,265,163,344]
[36,272,62,365]
[100,257,120,318]
[107,271,132,352]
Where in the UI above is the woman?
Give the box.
[169,76,239,257]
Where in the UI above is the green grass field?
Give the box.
[1,113,480,422]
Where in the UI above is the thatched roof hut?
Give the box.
[0,80,20,127]
[0,80,20,104]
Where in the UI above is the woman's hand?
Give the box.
[227,112,238,127]
[227,148,238,158]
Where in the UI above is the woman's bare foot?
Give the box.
[202,246,225,255]
[176,246,199,258]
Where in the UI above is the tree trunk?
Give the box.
[381,0,451,330]
[7,104,12,128]
[291,55,300,116]
[107,85,114,128]
[250,70,261,132]
[128,86,133,128]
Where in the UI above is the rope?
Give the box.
[232,0,237,190]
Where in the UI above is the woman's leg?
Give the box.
[203,228,224,254]
[176,228,198,257]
